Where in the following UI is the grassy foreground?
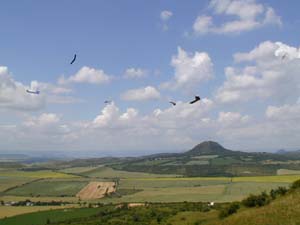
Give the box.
[2,180,300,225]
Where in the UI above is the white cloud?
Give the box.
[161,47,213,91]
[193,0,281,35]
[120,108,139,121]
[0,66,45,111]
[121,86,160,101]
[216,41,300,103]
[160,10,173,31]
[218,111,250,127]
[123,68,147,79]
[93,102,120,128]
[266,104,300,121]
[193,16,213,34]
[23,113,60,127]
[160,10,173,21]
[27,80,82,105]
[2,98,300,153]
[59,66,112,85]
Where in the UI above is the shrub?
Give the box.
[291,179,300,190]
[242,191,270,207]
[270,186,288,199]
[219,202,240,218]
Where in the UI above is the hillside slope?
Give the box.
[209,189,300,225]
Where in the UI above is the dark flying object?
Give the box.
[169,101,176,106]
[70,54,77,64]
[189,96,201,104]
[104,100,112,104]
[26,89,40,95]
[281,53,287,60]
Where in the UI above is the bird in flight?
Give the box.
[189,96,201,104]
[282,53,287,60]
[169,101,176,106]
[104,100,112,104]
[26,89,40,95]
[70,54,77,64]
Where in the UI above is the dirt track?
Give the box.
[76,181,116,200]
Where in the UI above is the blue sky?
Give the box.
[1,0,300,156]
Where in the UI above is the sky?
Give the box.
[1,0,300,156]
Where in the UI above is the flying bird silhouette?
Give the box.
[169,101,176,106]
[70,54,77,64]
[189,96,201,104]
[104,100,112,104]
[26,89,40,95]
[282,53,287,60]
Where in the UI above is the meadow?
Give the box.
[0,205,77,219]
[0,177,34,192]
[1,164,299,220]
[0,170,78,179]
[0,207,101,225]
[79,166,180,178]
[5,179,88,197]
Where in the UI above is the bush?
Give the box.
[270,186,288,199]
[291,179,300,190]
[242,192,270,207]
[219,202,240,218]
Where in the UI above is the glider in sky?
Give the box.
[169,101,176,106]
[70,54,77,64]
[104,100,112,104]
[26,89,40,95]
[189,96,201,104]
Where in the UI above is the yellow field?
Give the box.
[0,170,78,179]
[233,175,300,183]
[0,195,78,203]
[0,205,77,219]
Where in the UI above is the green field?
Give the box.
[5,179,88,197]
[0,177,34,192]
[0,207,101,225]
[80,166,180,178]
[103,180,289,203]
[60,166,102,174]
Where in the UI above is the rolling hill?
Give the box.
[110,141,300,177]
[20,141,300,177]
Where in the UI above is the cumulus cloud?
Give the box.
[218,111,250,127]
[121,86,160,101]
[216,41,300,103]
[123,68,147,79]
[23,113,60,127]
[193,0,281,35]
[266,104,300,121]
[161,47,213,92]
[0,66,45,111]
[2,98,300,153]
[59,66,112,85]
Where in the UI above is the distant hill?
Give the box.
[109,141,300,177]
[184,141,236,156]
[40,141,300,177]
[0,154,28,160]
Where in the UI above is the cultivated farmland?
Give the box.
[76,181,116,199]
